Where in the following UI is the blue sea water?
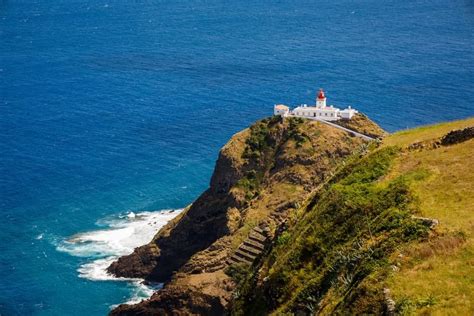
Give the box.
[0,0,473,314]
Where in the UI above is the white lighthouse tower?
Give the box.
[273,88,358,121]
[316,88,327,108]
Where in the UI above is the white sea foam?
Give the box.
[77,257,119,280]
[125,281,162,305]
[58,210,181,258]
[109,281,163,309]
[56,209,182,305]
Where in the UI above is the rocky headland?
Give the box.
[108,114,474,315]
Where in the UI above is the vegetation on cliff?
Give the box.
[230,146,430,315]
[230,118,474,315]
[109,114,473,316]
[109,114,384,315]
[382,121,474,315]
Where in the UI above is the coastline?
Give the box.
[106,116,474,315]
[56,209,182,307]
[107,114,387,315]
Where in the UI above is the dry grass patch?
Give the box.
[405,232,466,261]
[382,120,474,315]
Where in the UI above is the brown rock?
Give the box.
[107,115,385,315]
[441,126,474,146]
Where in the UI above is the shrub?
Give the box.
[225,263,251,285]
[276,231,291,246]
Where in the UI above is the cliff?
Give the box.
[108,114,384,315]
[230,118,474,315]
[109,115,473,315]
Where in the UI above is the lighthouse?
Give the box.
[274,88,358,121]
[316,89,327,108]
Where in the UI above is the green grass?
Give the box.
[231,146,433,315]
[382,118,474,315]
[383,117,474,148]
[231,116,474,315]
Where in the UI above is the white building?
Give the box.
[274,104,290,116]
[274,89,357,121]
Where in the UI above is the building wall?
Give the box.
[340,109,356,119]
[274,108,289,116]
[292,107,340,121]
[275,105,356,121]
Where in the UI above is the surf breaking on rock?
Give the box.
[56,209,182,306]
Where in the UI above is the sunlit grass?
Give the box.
[230,116,474,315]
[383,117,474,148]
[384,118,474,315]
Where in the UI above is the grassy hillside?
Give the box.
[229,117,474,315]
[382,118,474,315]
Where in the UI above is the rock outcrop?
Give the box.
[441,126,474,146]
[107,129,250,281]
[108,114,385,315]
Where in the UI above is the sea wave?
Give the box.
[56,209,181,304]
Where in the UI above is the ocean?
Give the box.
[0,0,473,314]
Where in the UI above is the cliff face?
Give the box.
[231,119,474,315]
[107,128,251,281]
[108,114,386,315]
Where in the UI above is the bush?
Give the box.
[225,263,251,285]
[276,231,291,246]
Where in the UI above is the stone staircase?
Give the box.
[227,226,268,266]
[227,206,292,266]
[268,211,286,226]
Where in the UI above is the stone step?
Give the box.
[231,253,253,265]
[249,232,266,242]
[248,235,266,244]
[229,254,245,263]
[252,226,265,235]
[243,239,265,251]
[269,215,284,224]
[236,247,257,260]
[235,249,257,262]
[226,256,242,265]
[229,256,248,265]
[238,247,259,258]
[239,244,262,256]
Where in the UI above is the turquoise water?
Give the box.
[1,0,473,314]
